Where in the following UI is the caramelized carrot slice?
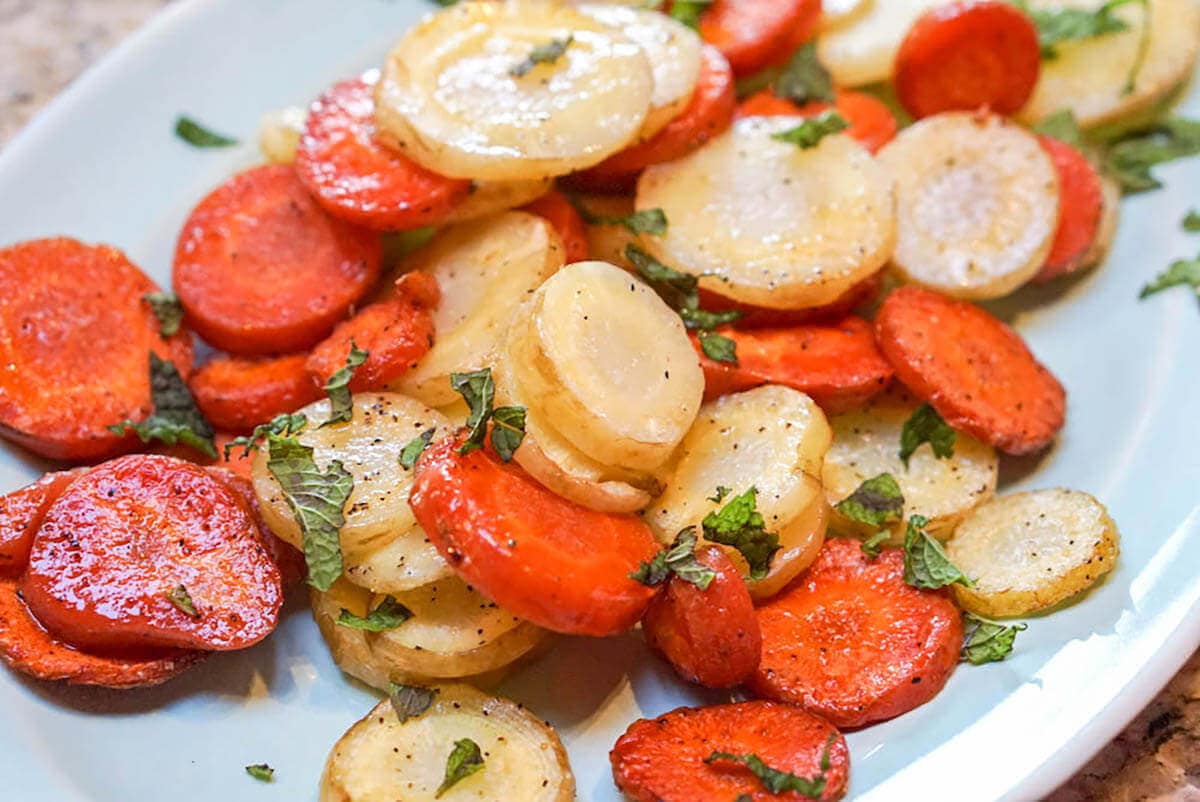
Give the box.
[611,700,849,802]
[0,576,205,688]
[410,437,660,636]
[643,546,760,689]
[569,46,736,192]
[749,537,962,728]
[1035,136,1105,282]
[173,164,382,355]
[699,0,822,77]
[0,469,85,577]
[874,286,1066,454]
[305,270,439,390]
[736,90,898,153]
[20,454,283,653]
[694,317,894,412]
[0,238,194,461]
[190,353,323,434]
[522,191,589,264]
[895,1,1041,119]
[295,75,472,230]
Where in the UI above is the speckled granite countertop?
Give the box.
[2,1,1198,799]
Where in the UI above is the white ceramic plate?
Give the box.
[1,2,1198,800]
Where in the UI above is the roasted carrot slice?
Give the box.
[410,437,660,636]
[1035,136,1105,282]
[569,46,736,192]
[522,191,589,264]
[894,0,1041,119]
[611,701,849,802]
[698,273,882,328]
[735,90,898,153]
[173,164,382,355]
[0,238,194,462]
[206,466,306,588]
[750,537,962,728]
[0,469,85,577]
[190,353,323,434]
[0,576,205,688]
[295,75,472,230]
[694,317,894,412]
[643,546,760,689]
[306,270,439,390]
[20,454,283,653]
[699,0,822,77]
[874,286,1066,454]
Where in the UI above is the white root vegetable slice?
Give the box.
[311,579,551,690]
[495,309,658,513]
[374,0,654,181]
[1020,0,1200,128]
[258,106,306,165]
[516,261,704,472]
[321,684,575,802]
[647,386,832,594]
[578,194,641,270]
[817,0,944,86]
[946,489,1120,618]
[822,388,998,543]
[578,3,702,141]
[251,393,454,592]
[393,212,565,408]
[878,112,1060,300]
[637,116,895,311]
[438,178,555,225]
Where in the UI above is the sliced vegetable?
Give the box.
[0,238,194,461]
[642,545,761,688]
[410,436,660,636]
[817,0,945,87]
[1035,135,1106,281]
[875,286,1067,455]
[946,489,1120,618]
[21,455,282,652]
[521,191,590,264]
[737,89,898,153]
[750,537,963,728]
[0,469,85,577]
[697,0,822,76]
[173,164,382,354]
[190,353,323,434]
[611,701,849,802]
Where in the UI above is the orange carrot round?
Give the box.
[21,454,283,653]
[894,1,1041,118]
[694,317,894,412]
[875,286,1066,454]
[173,164,382,355]
[0,576,205,688]
[569,47,736,192]
[749,537,963,728]
[295,75,472,230]
[0,238,194,462]
[611,701,849,802]
[410,437,660,637]
[699,0,822,77]
[190,353,323,434]
[1035,136,1105,282]
[305,270,439,391]
[522,191,589,264]
[643,546,761,689]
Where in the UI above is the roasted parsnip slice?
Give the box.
[946,489,1120,618]
[637,116,895,310]
[878,112,1060,300]
[321,684,574,802]
[375,0,654,180]
[394,212,565,407]
[817,0,945,86]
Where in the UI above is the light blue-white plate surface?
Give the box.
[0,2,1197,800]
